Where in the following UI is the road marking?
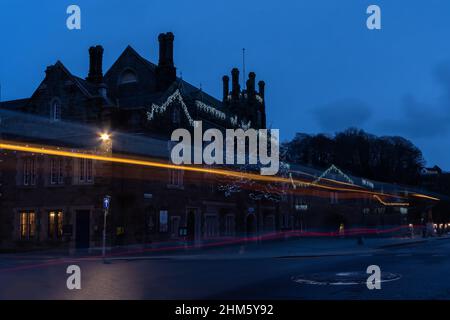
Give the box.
[396,254,412,257]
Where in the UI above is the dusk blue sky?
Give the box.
[1,0,450,169]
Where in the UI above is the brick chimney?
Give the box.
[258,80,265,100]
[87,45,104,84]
[246,72,256,97]
[231,68,240,100]
[222,75,229,103]
[156,32,176,91]
[258,80,266,129]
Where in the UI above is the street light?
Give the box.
[99,132,112,154]
[99,132,111,142]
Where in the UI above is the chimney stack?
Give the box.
[157,32,176,91]
[158,33,167,66]
[246,72,256,96]
[165,32,174,66]
[222,75,229,102]
[258,80,265,100]
[231,68,240,100]
[87,45,104,84]
[258,80,266,128]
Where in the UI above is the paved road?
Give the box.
[1,239,450,299]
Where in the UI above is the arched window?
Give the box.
[119,70,138,85]
[51,99,61,121]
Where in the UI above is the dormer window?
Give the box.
[119,70,138,85]
[51,98,62,121]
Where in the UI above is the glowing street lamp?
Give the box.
[99,132,111,142]
[99,132,112,154]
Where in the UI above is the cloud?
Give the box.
[380,96,450,139]
[312,99,372,132]
[379,62,450,139]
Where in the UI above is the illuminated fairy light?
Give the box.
[195,101,226,120]
[0,140,439,203]
[313,164,354,185]
[146,89,250,129]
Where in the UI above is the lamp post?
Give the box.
[102,195,111,259]
[99,132,112,260]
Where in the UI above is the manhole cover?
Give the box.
[292,271,401,286]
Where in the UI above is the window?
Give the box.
[205,215,218,237]
[77,158,93,184]
[225,214,235,236]
[20,211,36,240]
[48,211,63,240]
[119,70,137,85]
[159,210,168,233]
[330,192,339,204]
[51,99,61,121]
[50,158,64,185]
[170,216,181,238]
[168,169,183,188]
[23,157,36,186]
[172,108,180,125]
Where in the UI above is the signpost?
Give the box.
[102,195,111,259]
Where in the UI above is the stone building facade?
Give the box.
[0,32,432,250]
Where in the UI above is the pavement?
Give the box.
[2,234,450,299]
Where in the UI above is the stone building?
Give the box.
[0,32,437,250]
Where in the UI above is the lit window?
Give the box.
[50,158,64,185]
[23,157,36,186]
[48,211,63,240]
[20,211,36,240]
[52,99,62,121]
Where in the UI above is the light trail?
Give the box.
[0,140,439,202]
[373,195,409,207]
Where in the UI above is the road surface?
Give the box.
[1,238,450,299]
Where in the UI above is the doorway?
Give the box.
[75,210,90,249]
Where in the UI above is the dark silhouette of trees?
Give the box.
[282,128,425,185]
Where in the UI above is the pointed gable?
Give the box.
[104,46,160,108]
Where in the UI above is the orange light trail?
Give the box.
[0,140,439,203]
[373,195,409,207]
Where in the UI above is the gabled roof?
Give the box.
[104,45,157,79]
